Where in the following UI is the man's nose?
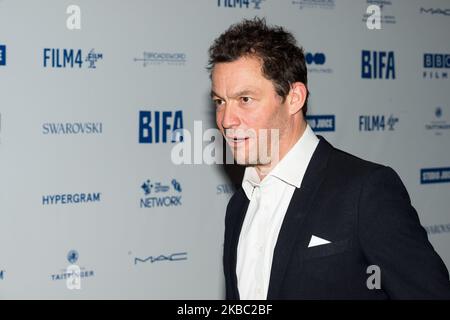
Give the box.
[221,104,241,129]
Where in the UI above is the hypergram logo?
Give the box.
[134,252,188,265]
[42,192,101,206]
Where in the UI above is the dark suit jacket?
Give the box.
[223,136,450,299]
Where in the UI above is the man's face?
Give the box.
[211,56,289,165]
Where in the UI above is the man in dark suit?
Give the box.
[208,18,450,299]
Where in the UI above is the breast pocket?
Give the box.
[302,239,352,260]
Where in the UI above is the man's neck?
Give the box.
[255,120,307,181]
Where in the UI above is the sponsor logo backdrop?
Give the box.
[0,0,449,298]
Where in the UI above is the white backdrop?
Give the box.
[0,0,449,299]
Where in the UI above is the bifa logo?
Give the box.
[140,179,182,209]
[361,50,396,79]
[359,114,399,131]
[43,48,103,68]
[138,110,183,144]
[306,115,335,132]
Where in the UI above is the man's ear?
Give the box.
[287,82,307,115]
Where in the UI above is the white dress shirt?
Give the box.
[236,124,319,300]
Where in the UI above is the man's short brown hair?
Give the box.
[208,17,309,116]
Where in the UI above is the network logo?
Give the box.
[425,107,450,136]
[0,45,5,66]
[138,110,184,144]
[361,50,396,79]
[134,252,188,265]
[423,53,449,79]
[134,51,186,66]
[292,0,335,10]
[306,115,335,132]
[42,122,103,135]
[43,48,103,68]
[420,8,450,16]
[42,192,101,206]
[421,167,450,184]
[217,0,266,10]
[0,270,4,280]
[359,114,399,131]
[140,179,182,208]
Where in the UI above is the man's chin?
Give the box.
[231,153,267,166]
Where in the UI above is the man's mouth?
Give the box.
[227,136,249,144]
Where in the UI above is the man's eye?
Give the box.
[214,99,224,106]
[241,97,252,103]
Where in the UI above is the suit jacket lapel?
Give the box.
[228,188,249,300]
[267,136,333,299]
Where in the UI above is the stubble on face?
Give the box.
[212,56,291,170]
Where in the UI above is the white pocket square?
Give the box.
[308,235,331,248]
